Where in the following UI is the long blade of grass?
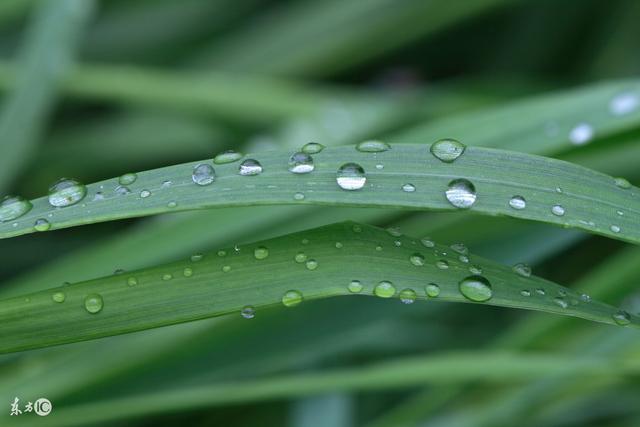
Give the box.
[1,144,637,243]
[1,221,637,354]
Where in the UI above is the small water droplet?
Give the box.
[162,273,173,281]
[609,92,639,116]
[214,150,243,164]
[140,189,151,198]
[48,178,87,207]
[282,290,303,307]
[118,173,137,186]
[425,283,440,297]
[241,305,255,319]
[459,276,493,302]
[34,218,51,232]
[614,177,631,189]
[192,163,216,186]
[356,140,390,153]
[127,277,138,286]
[191,254,204,262]
[459,255,469,263]
[293,192,305,201]
[569,123,594,145]
[409,253,425,266]
[254,246,269,260]
[305,259,318,270]
[348,280,363,293]
[421,238,435,248]
[551,205,565,216]
[217,250,227,257]
[52,291,66,303]
[183,267,193,277]
[336,163,366,190]
[509,196,526,210]
[301,142,325,154]
[335,242,343,249]
[222,265,231,272]
[288,152,314,174]
[375,245,383,251]
[115,185,131,196]
[239,159,263,176]
[352,224,363,233]
[580,293,591,303]
[0,196,32,222]
[520,290,531,297]
[84,294,104,314]
[93,192,104,201]
[402,183,416,193]
[610,225,621,233]
[554,297,568,309]
[469,265,482,274]
[399,288,416,304]
[613,310,631,326]
[436,260,449,270]
[162,180,172,188]
[375,163,384,170]
[513,263,532,277]
[387,227,402,237]
[374,281,396,298]
[445,179,477,209]
[294,252,307,263]
[430,138,466,163]
[167,201,178,208]
[451,243,468,255]
[535,288,546,296]
[301,238,309,245]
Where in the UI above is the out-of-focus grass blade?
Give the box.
[1,144,637,243]
[0,0,94,192]
[2,221,636,354]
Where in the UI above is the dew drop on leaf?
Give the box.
[554,297,568,309]
[336,163,366,190]
[445,179,477,209]
[254,246,269,260]
[356,140,390,153]
[183,267,193,277]
[239,159,263,176]
[402,183,416,193]
[551,205,565,216]
[282,290,303,307]
[613,310,631,326]
[34,218,51,232]
[214,150,243,164]
[425,283,440,297]
[294,252,307,263]
[614,177,631,189]
[0,196,32,222]
[140,189,151,198]
[288,152,314,174]
[459,276,493,302]
[48,178,87,207]
[118,173,137,186]
[301,142,325,154]
[609,92,639,116]
[569,123,594,145]
[436,260,449,270]
[348,280,363,293]
[127,277,138,287]
[399,288,416,304]
[409,253,425,266]
[52,291,66,303]
[192,164,216,186]
[430,138,466,163]
[84,294,104,314]
[374,281,396,298]
[241,305,255,319]
[305,259,318,270]
[513,263,532,277]
[509,195,526,210]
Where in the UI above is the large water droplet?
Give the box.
[409,253,425,266]
[399,288,416,304]
[569,123,594,145]
[513,263,532,277]
[34,218,51,232]
[241,305,255,319]
[374,281,396,298]
[52,291,66,303]
[613,310,631,326]
[551,205,565,216]
[336,163,366,190]
[0,196,32,222]
[118,173,137,186]
[214,150,243,164]
[425,283,440,297]
[609,92,639,116]
[305,259,318,270]
[254,246,269,260]
[430,138,466,163]
[459,276,493,302]
[356,140,390,153]
[48,178,87,207]
[509,196,526,210]
[192,164,216,186]
[282,290,303,307]
[445,179,477,209]
[288,152,314,174]
[301,142,325,154]
[239,159,263,176]
[348,280,363,293]
[84,294,104,314]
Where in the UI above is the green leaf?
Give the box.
[1,144,637,243]
[0,221,636,354]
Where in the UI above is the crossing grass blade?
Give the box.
[0,221,637,354]
[1,144,638,244]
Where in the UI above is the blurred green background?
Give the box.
[1,0,640,426]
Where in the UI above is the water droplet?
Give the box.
[127,277,138,287]
[459,255,469,263]
[569,123,594,145]
[191,254,204,262]
[374,281,396,298]
[375,163,384,170]
[84,294,104,314]
[535,288,546,296]
[52,291,66,303]
[445,179,477,209]
[375,245,383,251]
[520,290,531,297]
[192,164,216,186]
[140,189,151,198]
[93,192,104,201]
[430,138,466,163]
[551,205,565,216]
[610,225,621,233]
[118,173,137,186]
[613,310,631,326]
[425,283,440,297]
[513,263,532,277]
[459,276,493,302]
[254,246,269,260]
[167,201,178,208]
[451,243,468,255]
[335,242,343,249]
[183,267,193,277]
[580,293,591,303]
[614,177,631,189]
[0,196,32,222]
[554,297,568,309]
[399,288,416,304]
[294,192,305,201]
[162,180,172,188]
[402,183,416,193]
[305,259,318,270]
[352,224,363,233]
[294,252,307,263]
[282,290,303,307]
[509,196,526,210]
[609,92,639,116]
[222,265,231,272]
[288,152,314,174]
[469,265,482,274]
[356,140,390,153]
[48,178,87,207]
[34,218,51,232]
[217,250,227,257]
[336,163,366,190]
[214,150,243,164]
[348,280,363,293]
[115,185,131,196]
[436,260,449,270]
[239,159,263,176]
[409,253,425,266]
[241,306,255,319]
[301,238,310,245]
[162,273,173,281]
[387,227,402,237]
[301,142,325,154]
[421,238,435,248]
